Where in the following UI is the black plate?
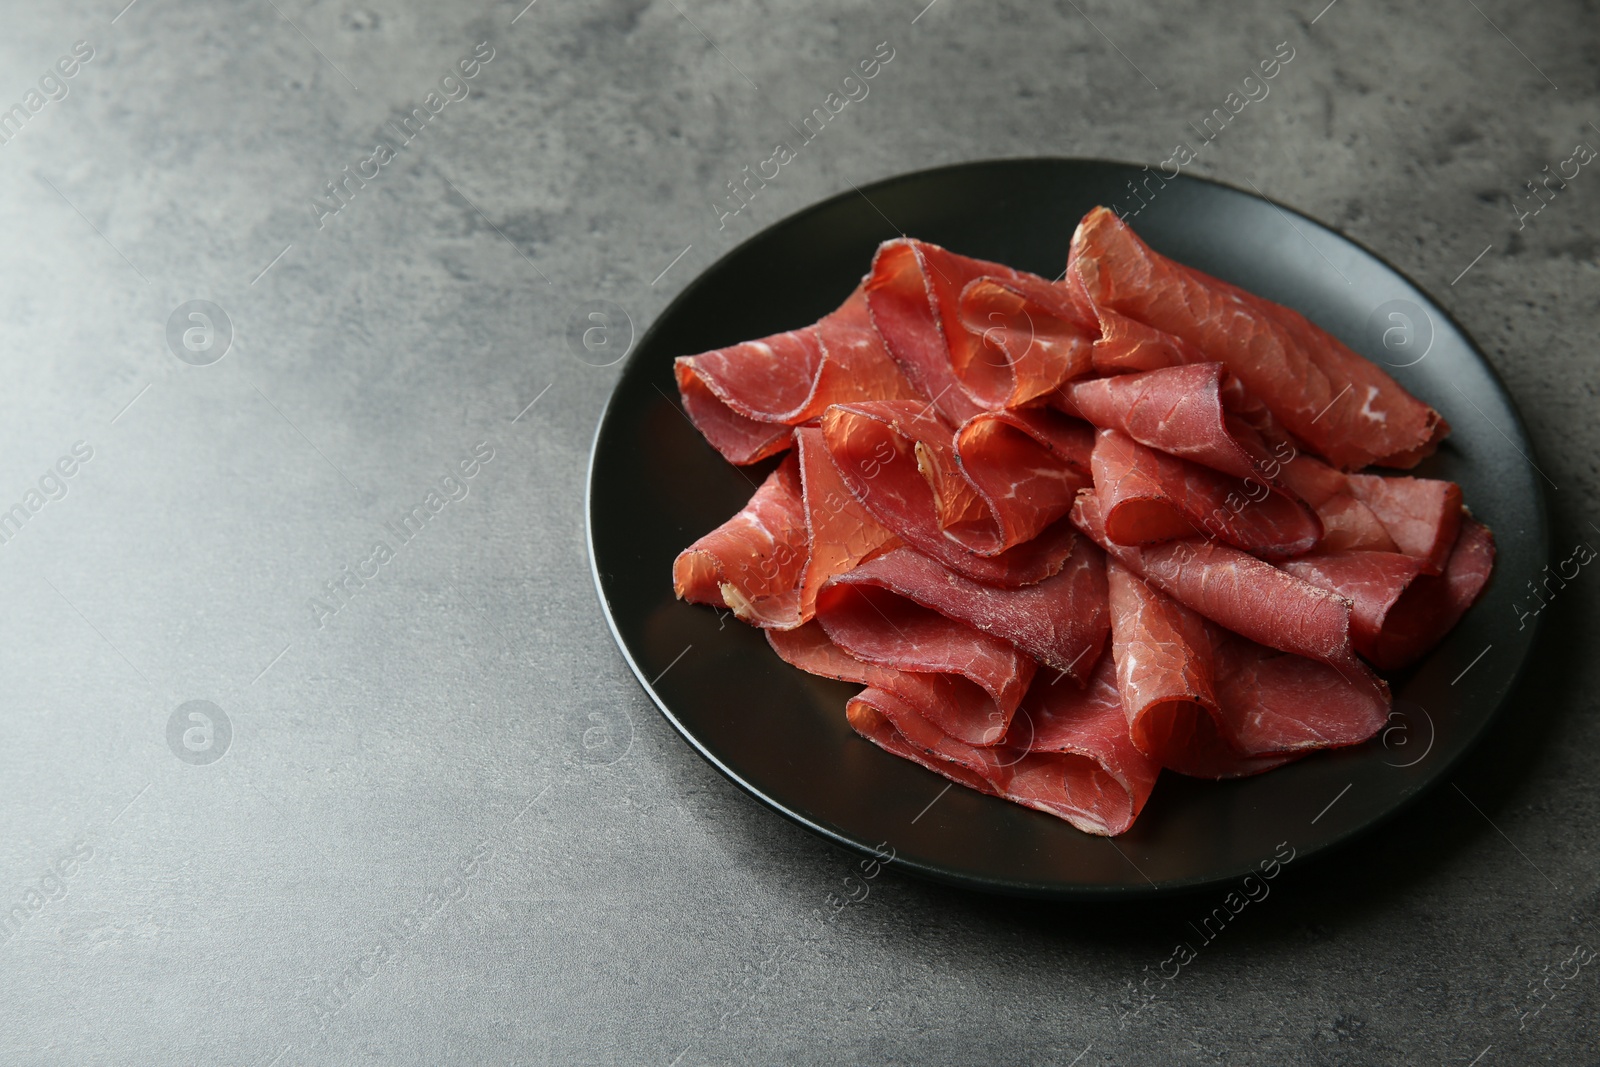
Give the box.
[586,159,1547,899]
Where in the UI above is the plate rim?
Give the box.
[584,155,1550,900]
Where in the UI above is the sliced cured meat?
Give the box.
[1369,518,1494,669]
[768,623,1006,745]
[1089,429,1323,558]
[957,405,1095,472]
[954,412,1093,547]
[1063,363,1278,481]
[821,400,995,548]
[671,431,898,631]
[1002,651,1161,835]
[1089,308,1204,375]
[793,426,902,622]
[1106,561,1387,777]
[1344,472,1464,576]
[815,580,1034,744]
[1277,450,1400,554]
[676,375,791,466]
[1278,550,1422,662]
[953,276,1096,408]
[1072,491,1378,687]
[864,240,990,425]
[1278,453,1463,573]
[674,285,920,464]
[845,652,1160,836]
[953,408,1094,551]
[820,400,1081,582]
[673,450,807,625]
[1106,561,1291,778]
[846,689,996,796]
[865,239,1094,424]
[1210,628,1389,755]
[825,536,1108,680]
[670,214,1494,838]
[1281,518,1494,670]
[1068,206,1449,470]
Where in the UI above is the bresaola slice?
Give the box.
[1106,560,1292,778]
[1210,628,1389,758]
[820,400,1080,583]
[952,407,1095,554]
[1089,308,1204,374]
[824,537,1109,681]
[793,426,902,622]
[672,429,899,630]
[1071,491,1376,683]
[1063,363,1278,481]
[768,623,1009,747]
[1278,551,1423,666]
[1106,561,1388,777]
[673,451,807,625]
[1344,471,1464,576]
[846,650,1160,836]
[952,275,1096,408]
[815,581,1034,745]
[1069,206,1449,470]
[1003,651,1160,835]
[675,285,920,464]
[1366,518,1495,670]
[957,405,1095,473]
[1279,452,1463,573]
[1089,428,1323,558]
[865,238,1095,424]
[1281,518,1495,671]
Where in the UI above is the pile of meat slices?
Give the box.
[670,206,1495,837]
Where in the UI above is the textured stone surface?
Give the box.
[0,1,1596,1064]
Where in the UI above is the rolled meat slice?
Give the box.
[672,429,901,630]
[1344,471,1464,576]
[1365,518,1495,669]
[1106,560,1298,778]
[952,275,1096,408]
[675,284,921,464]
[1280,518,1495,670]
[1089,428,1323,558]
[768,622,1006,746]
[1002,651,1162,835]
[673,449,807,625]
[820,400,1081,581]
[815,579,1034,745]
[1068,206,1449,470]
[1071,490,1381,693]
[1279,452,1463,573]
[793,426,902,623]
[1063,363,1281,482]
[865,238,1095,424]
[1210,628,1390,757]
[823,535,1108,681]
[1107,560,1388,777]
[957,405,1095,473]
[1089,308,1206,375]
[846,650,1160,836]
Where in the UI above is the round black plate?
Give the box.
[585,159,1547,899]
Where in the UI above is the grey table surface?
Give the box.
[0,0,1596,1064]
